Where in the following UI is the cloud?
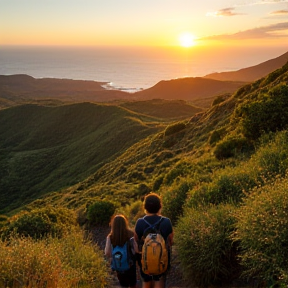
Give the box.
[206,7,243,17]
[270,9,288,15]
[247,0,288,5]
[201,22,288,40]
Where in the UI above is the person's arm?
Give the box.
[168,231,174,247]
[104,236,112,258]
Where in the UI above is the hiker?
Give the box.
[105,214,138,288]
[134,193,173,288]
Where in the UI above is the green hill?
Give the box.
[0,102,164,214]
[2,60,288,287]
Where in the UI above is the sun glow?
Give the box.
[178,32,196,48]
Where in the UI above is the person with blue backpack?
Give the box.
[134,193,173,288]
[105,214,138,288]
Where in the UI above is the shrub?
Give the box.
[233,178,288,286]
[251,131,288,178]
[161,179,192,224]
[0,231,109,288]
[164,122,186,136]
[175,204,238,287]
[214,135,253,160]
[87,200,116,226]
[235,84,288,140]
[1,206,76,239]
[186,169,258,207]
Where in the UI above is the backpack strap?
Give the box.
[142,216,163,235]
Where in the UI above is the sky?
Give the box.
[1,0,288,48]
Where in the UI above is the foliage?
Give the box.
[214,135,253,159]
[87,200,116,226]
[164,121,186,136]
[234,84,288,140]
[0,231,109,288]
[233,177,288,286]
[1,206,76,240]
[161,179,192,224]
[175,204,238,287]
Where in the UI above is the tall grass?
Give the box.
[0,231,109,288]
[233,177,288,286]
[175,204,238,287]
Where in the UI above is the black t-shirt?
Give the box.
[135,215,173,243]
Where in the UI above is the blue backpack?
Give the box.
[111,238,133,272]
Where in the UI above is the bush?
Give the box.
[1,206,76,239]
[233,178,288,286]
[214,135,253,160]
[186,168,259,207]
[0,231,109,288]
[235,84,288,140]
[87,200,116,226]
[164,122,186,136]
[175,204,238,287]
[161,179,192,224]
[251,131,288,178]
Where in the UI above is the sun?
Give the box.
[178,32,196,48]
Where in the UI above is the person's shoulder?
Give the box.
[160,216,172,225]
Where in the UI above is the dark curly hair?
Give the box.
[143,193,162,214]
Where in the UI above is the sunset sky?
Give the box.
[1,0,288,48]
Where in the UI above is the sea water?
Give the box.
[0,45,286,92]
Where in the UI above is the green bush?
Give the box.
[235,84,288,140]
[175,204,238,287]
[161,179,192,224]
[233,178,288,286]
[187,169,258,207]
[251,131,288,178]
[214,135,253,159]
[164,122,186,136]
[87,200,116,226]
[1,206,76,239]
[0,231,109,288]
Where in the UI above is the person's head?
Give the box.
[109,214,130,246]
[143,193,162,214]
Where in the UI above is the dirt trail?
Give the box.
[91,226,189,288]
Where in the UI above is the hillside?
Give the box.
[0,74,130,108]
[119,99,203,120]
[0,102,164,214]
[204,50,288,82]
[2,59,288,287]
[133,77,245,101]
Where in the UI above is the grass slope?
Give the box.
[119,99,203,120]
[30,63,288,214]
[0,102,163,214]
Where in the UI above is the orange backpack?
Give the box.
[141,217,168,275]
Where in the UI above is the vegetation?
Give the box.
[0,231,109,288]
[1,62,288,287]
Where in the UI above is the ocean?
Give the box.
[0,45,286,92]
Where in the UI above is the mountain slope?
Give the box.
[119,99,203,120]
[204,50,288,82]
[0,102,163,214]
[133,77,245,101]
[32,62,288,212]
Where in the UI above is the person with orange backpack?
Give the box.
[134,193,173,288]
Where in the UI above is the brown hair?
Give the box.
[109,214,132,247]
[144,193,162,214]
